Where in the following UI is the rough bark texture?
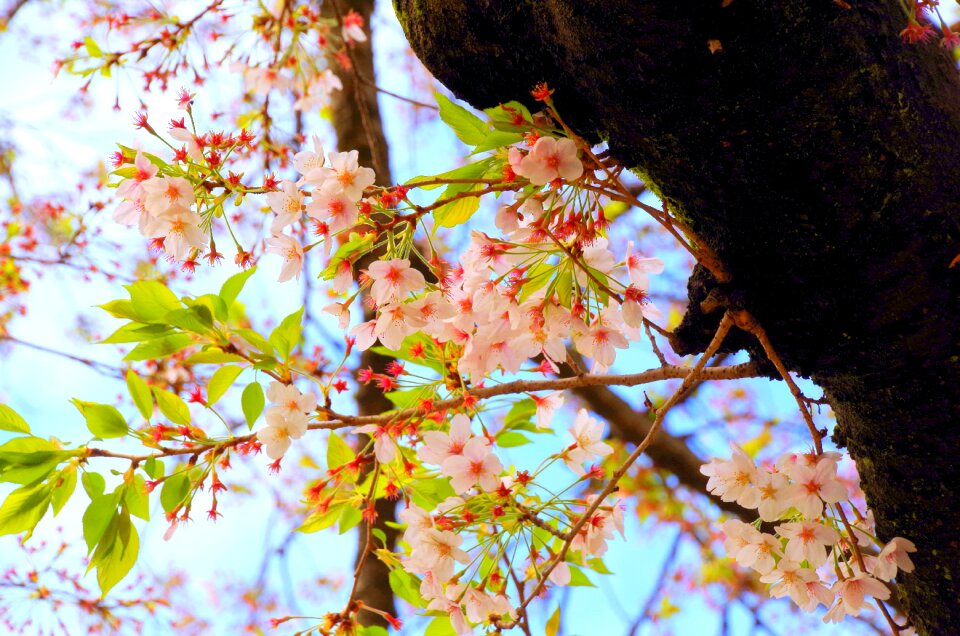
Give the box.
[322,0,397,626]
[395,1,960,633]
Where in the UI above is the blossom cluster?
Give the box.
[113,151,206,261]
[702,444,916,623]
[264,137,375,282]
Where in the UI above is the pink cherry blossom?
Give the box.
[141,176,194,215]
[564,409,614,475]
[266,180,303,231]
[419,414,474,465]
[265,234,304,282]
[367,258,426,306]
[355,424,398,464]
[515,136,583,186]
[441,437,503,493]
[776,521,841,568]
[257,410,308,459]
[625,240,664,290]
[871,536,917,580]
[783,458,848,519]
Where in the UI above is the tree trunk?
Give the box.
[322,0,398,626]
[395,1,960,633]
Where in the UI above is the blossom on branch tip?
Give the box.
[514,136,584,186]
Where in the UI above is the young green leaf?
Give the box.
[125,280,181,322]
[435,93,488,146]
[327,431,354,471]
[0,481,52,538]
[160,472,190,513]
[94,511,139,596]
[219,266,257,308]
[72,400,128,439]
[269,307,304,361]
[207,365,245,406]
[125,370,153,421]
[123,333,193,361]
[151,387,191,425]
[48,464,77,515]
[82,471,106,499]
[0,404,30,434]
[241,382,265,429]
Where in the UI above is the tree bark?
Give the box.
[395,1,960,633]
[322,0,398,626]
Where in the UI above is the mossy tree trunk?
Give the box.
[395,1,960,633]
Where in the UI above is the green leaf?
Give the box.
[190,294,229,324]
[0,481,51,538]
[434,182,483,228]
[385,388,423,409]
[164,306,213,333]
[472,130,525,154]
[123,476,150,521]
[82,471,106,499]
[207,365,245,406]
[435,92,488,146]
[404,158,493,191]
[98,299,140,321]
[51,465,78,515]
[125,280,181,322]
[184,348,246,364]
[518,261,555,301]
[151,388,190,426]
[297,506,341,533]
[389,569,424,608]
[83,494,117,552]
[234,328,274,355]
[100,323,173,344]
[496,432,531,448]
[269,307,304,361]
[72,400,128,439]
[424,616,457,636]
[241,382,265,429]
[326,431,354,471]
[338,505,363,534]
[219,267,257,308]
[567,564,595,587]
[125,371,153,421]
[504,398,536,429]
[545,606,561,636]
[95,511,139,596]
[160,472,190,513]
[0,438,64,485]
[83,36,102,57]
[483,100,533,126]
[359,627,390,636]
[586,557,613,574]
[0,404,30,434]
[123,333,193,361]
[143,457,164,480]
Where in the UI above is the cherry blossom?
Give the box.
[266,180,304,232]
[257,410,308,460]
[871,536,917,580]
[355,424,398,464]
[419,414,475,465]
[367,258,426,306]
[776,521,841,568]
[265,234,305,282]
[441,437,503,493]
[515,136,583,186]
[564,409,613,475]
